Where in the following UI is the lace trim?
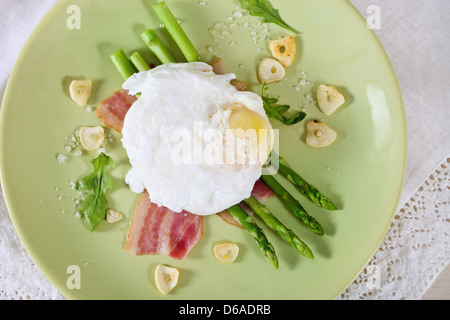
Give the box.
[338,158,450,299]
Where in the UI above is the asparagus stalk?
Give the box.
[130,52,151,72]
[244,196,314,259]
[152,1,202,62]
[276,154,337,210]
[261,174,324,236]
[110,49,137,81]
[141,29,176,64]
[111,50,143,97]
[227,204,279,269]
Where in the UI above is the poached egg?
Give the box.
[121,62,273,215]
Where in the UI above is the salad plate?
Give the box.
[0,0,406,299]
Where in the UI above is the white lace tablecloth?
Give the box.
[0,0,449,300]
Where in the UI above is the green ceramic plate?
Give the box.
[0,0,406,299]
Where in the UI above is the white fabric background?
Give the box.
[0,0,449,300]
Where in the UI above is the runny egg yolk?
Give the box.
[227,103,274,165]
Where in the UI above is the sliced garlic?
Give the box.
[269,35,297,67]
[106,209,123,223]
[79,126,105,151]
[257,57,285,84]
[306,120,337,148]
[317,84,345,115]
[69,80,92,106]
[155,264,180,295]
[213,242,239,263]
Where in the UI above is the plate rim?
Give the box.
[0,0,408,300]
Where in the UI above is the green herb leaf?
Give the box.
[261,84,306,125]
[238,0,300,34]
[76,153,115,232]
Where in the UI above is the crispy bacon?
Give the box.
[125,191,203,259]
[95,89,137,133]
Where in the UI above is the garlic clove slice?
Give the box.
[79,126,105,151]
[317,84,345,115]
[306,120,337,148]
[69,80,92,106]
[257,57,285,84]
[269,35,297,67]
[106,209,123,223]
[155,264,180,295]
[213,242,239,263]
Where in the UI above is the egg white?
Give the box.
[121,62,271,215]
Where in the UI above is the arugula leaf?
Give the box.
[261,84,306,125]
[76,152,115,232]
[239,0,300,34]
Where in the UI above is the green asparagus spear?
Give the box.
[130,52,151,72]
[140,29,176,64]
[110,49,137,81]
[261,174,324,236]
[227,204,279,269]
[152,1,202,62]
[244,196,314,259]
[276,154,337,210]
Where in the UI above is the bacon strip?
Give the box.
[95,89,137,134]
[125,191,203,259]
[251,178,274,202]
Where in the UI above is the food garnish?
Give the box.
[79,126,105,151]
[238,0,300,34]
[317,84,345,115]
[76,152,115,231]
[69,80,92,106]
[257,57,285,84]
[261,83,306,125]
[269,35,297,67]
[306,120,337,148]
[155,264,180,295]
[213,242,239,263]
[106,208,123,223]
